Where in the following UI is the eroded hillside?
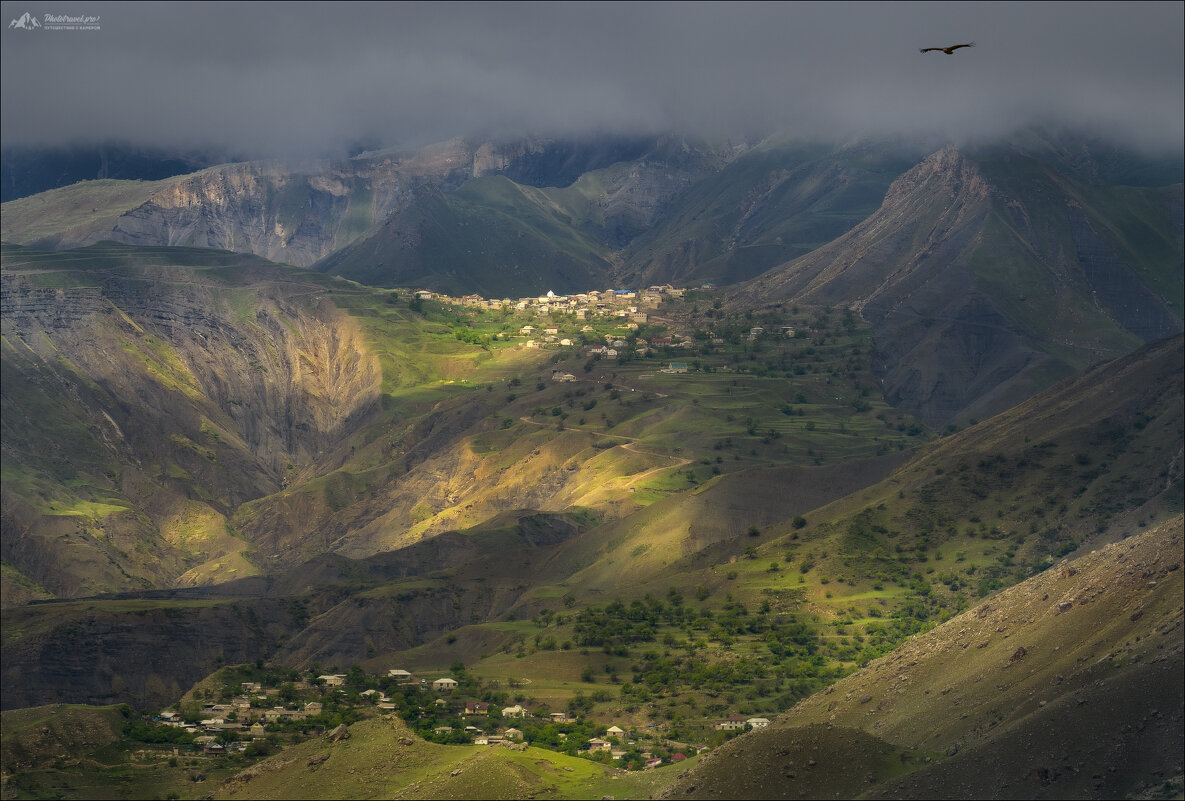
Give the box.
[1,244,383,597]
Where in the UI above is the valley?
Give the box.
[1,131,1182,800]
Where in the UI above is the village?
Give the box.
[143,664,771,770]
[405,281,799,378]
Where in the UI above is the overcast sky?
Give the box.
[2,1,1182,156]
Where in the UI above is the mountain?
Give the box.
[6,324,1172,784]
[5,137,1178,427]
[0,136,726,276]
[734,145,1183,427]
[313,178,618,297]
[0,156,437,268]
[618,137,929,287]
[0,135,925,294]
[663,515,1183,800]
[314,137,927,293]
[2,132,1183,797]
[315,136,746,294]
[7,12,39,30]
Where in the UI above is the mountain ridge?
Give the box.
[733,145,1182,426]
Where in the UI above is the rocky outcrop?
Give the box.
[108,160,413,267]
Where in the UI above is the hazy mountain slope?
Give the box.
[1,161,391,265]
[512,135,734,248]
[997,128,1185,188]
[0,139,549,268]
[619,138,926,287]
[0,176,190,248]
[312,179,616,296]
[664,515,1184,800]
[735,146,1184,427]
[314,137,736,293]
[0,136,729,279]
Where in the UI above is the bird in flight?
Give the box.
[920,42,975,54]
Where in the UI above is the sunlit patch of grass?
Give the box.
[41,499,130,518]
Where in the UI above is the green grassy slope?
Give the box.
[216,714,690,800]
[665,515,1184,800]
[0,177,187,247]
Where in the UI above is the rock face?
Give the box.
[106,160,417,267]
[736,147,1183,427]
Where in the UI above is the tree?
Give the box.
[347,664,368,689]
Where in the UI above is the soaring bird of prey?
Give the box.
[920,42,975,54]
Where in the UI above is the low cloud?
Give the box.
[2,1,1181,156]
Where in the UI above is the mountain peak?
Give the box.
[881,145,990,207]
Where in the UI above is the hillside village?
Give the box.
[413,283,691,350]
[407,281,801,370]
[142,663,769,770]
